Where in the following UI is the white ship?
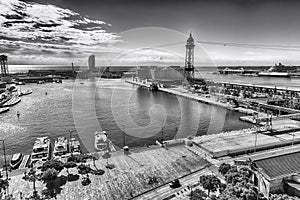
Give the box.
[94,131,116,152]
[53,137,69,160]
[30,137,51,166]
[258,63,295,77]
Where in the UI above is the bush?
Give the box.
[42,168,58,183]
[41,160,64,172]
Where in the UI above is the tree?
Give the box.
[199,175,221,196]
[269,194,300,200]
[41,160,64,173]
[102,151,111,165]
[190,189,207,200]
[218,163,232,176]
[64,161,77,175]
[42,168,58,184]
[91,152,100,170]
[0,179,8,193]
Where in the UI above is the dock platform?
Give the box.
[19,154,30,169]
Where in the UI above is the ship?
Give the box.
[94,131,116,152]
[30,137,51,166]
[1,96,21,107]
[258,63,296,77]
[53,137,69,161]
[69,137,81,155]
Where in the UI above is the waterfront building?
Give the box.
[247,152,300,198]
[88,55,96,72]
[136,66,152,79]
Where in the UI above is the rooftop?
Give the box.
[255,152,300,180]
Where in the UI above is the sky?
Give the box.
[1,0,300,66]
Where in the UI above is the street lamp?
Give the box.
[0,139,8,181]
[0,139,9,195]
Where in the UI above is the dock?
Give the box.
[19,154,30,169]
[125,79,233,109]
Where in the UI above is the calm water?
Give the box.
[0,77,252,157]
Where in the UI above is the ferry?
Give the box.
[30,137,51,166]
[258,63,295,77]
[10,153,23,170]
[53,137,69,160]
[94,131,116,152]
[69,137,81,155]
[2,96,21,107]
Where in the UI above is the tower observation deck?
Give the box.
[184,33,195,80]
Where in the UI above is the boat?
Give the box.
[1,96,21,107]
[258,63,295,77]
[69,137,81,155]
[0,107,9,114]
[94,131,115,152]
[19,89,32,96]
[30,137,51,166]
[10,153,23,170]
[53,137,69,160]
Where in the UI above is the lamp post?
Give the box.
[0,140,8,181]
[0,139,9,194]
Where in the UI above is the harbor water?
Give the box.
[0,77,252,159]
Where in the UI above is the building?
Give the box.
[246,151,300,198]
[136,66,152,80]
[88,55,96,72]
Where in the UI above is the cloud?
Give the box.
[0,0,121,64]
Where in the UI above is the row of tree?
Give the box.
[190,163,299,200]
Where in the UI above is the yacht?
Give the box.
[30,137,51,166]
[10,153,23,170]
[53,137,69,160]
[94,131,116,152]
[19,89,32,97]
[69,137,81,155]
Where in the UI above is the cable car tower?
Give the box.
[184,33,195,81]
[0,55,9,77]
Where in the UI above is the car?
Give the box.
[169,179,181,188]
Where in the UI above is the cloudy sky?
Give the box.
[1,0,300,66]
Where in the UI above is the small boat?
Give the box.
[69,137,81,155]
[0,107,9,114]
[53,137,69,160]
[30,137,51,166]
[10,153,23,170]
[16,81,25,85]
[2,96,21,107]
[94,131,115,152]
[19,89,32,96]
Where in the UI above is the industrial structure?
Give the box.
[88,55,96,72]
[184,33,195,80]
[0,55,9,76]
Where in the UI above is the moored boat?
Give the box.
[0,107,9,114]
[10,153,23,170]
[53,137,69,160]
[30,137,51,166]
[94,131,116,152]
[2,96,21,107]
[69,137,81,155]
[19,89,32,96]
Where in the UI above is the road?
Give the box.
[133,167,212,200]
